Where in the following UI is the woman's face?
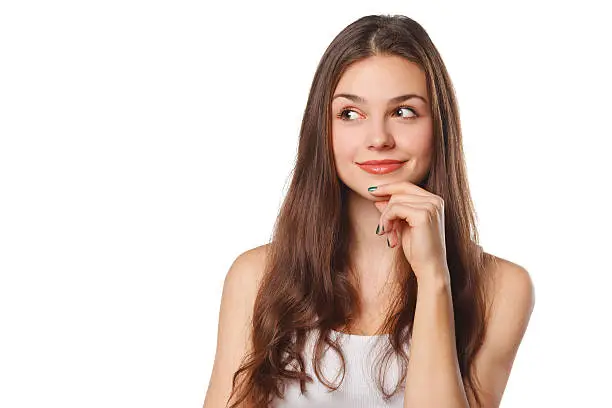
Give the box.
[331,54,434,197]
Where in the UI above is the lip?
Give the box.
[358,159,406,165]
[357,161,406,175]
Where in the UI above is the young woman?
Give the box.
[203,14,535,408]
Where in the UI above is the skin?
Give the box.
[330,54,435,332]
[203,54,535,408]
[330,54,535,407]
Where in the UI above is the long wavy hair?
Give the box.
[226,14,495,408]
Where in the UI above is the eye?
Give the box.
[335,106,418,121]
[337,108,362,121]
[394,106,418,119]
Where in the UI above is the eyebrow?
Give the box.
[332,93,428,104]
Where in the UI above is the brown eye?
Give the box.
[337,109,361,121]
[394,106,418,119]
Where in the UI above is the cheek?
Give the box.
[331,126,361,161]
[404,132,433,155]
[394,121,434,155]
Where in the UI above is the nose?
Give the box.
[366,118,395,149]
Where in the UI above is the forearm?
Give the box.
[403,272,470,408]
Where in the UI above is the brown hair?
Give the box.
[227,14,495,408]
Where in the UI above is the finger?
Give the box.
[380,202,438,234]
[374,200,395,239]
[385,193,442,209]
[381,194,443,236]
[379,218,399,246]
[374,200,388,214]
[389,219,402,248]
[374,201,388,235]
[368,181,435,199]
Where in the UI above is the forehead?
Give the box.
[333,55,428,102]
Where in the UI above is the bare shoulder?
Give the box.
[225,243,269,295]
[466,252,536,407]
[202,243,270,408]
[480,252,536,361]
[218,242,270,343]
[484,253,536,315]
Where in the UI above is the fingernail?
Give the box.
[386,236,390,248]
[368,186,378,192]
[376,224,380,235]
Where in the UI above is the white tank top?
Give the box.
[270,328,411,407]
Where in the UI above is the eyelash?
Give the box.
[335,105,418,121]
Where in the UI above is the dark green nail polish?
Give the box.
[368,186,377,192]
[376,224,380,235]
[386,236,390,248]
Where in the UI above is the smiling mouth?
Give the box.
[356,161,406,175]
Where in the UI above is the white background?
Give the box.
[1,1,610,407]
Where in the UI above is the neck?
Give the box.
[345,188,400,283]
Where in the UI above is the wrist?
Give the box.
[416,265,451,292]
